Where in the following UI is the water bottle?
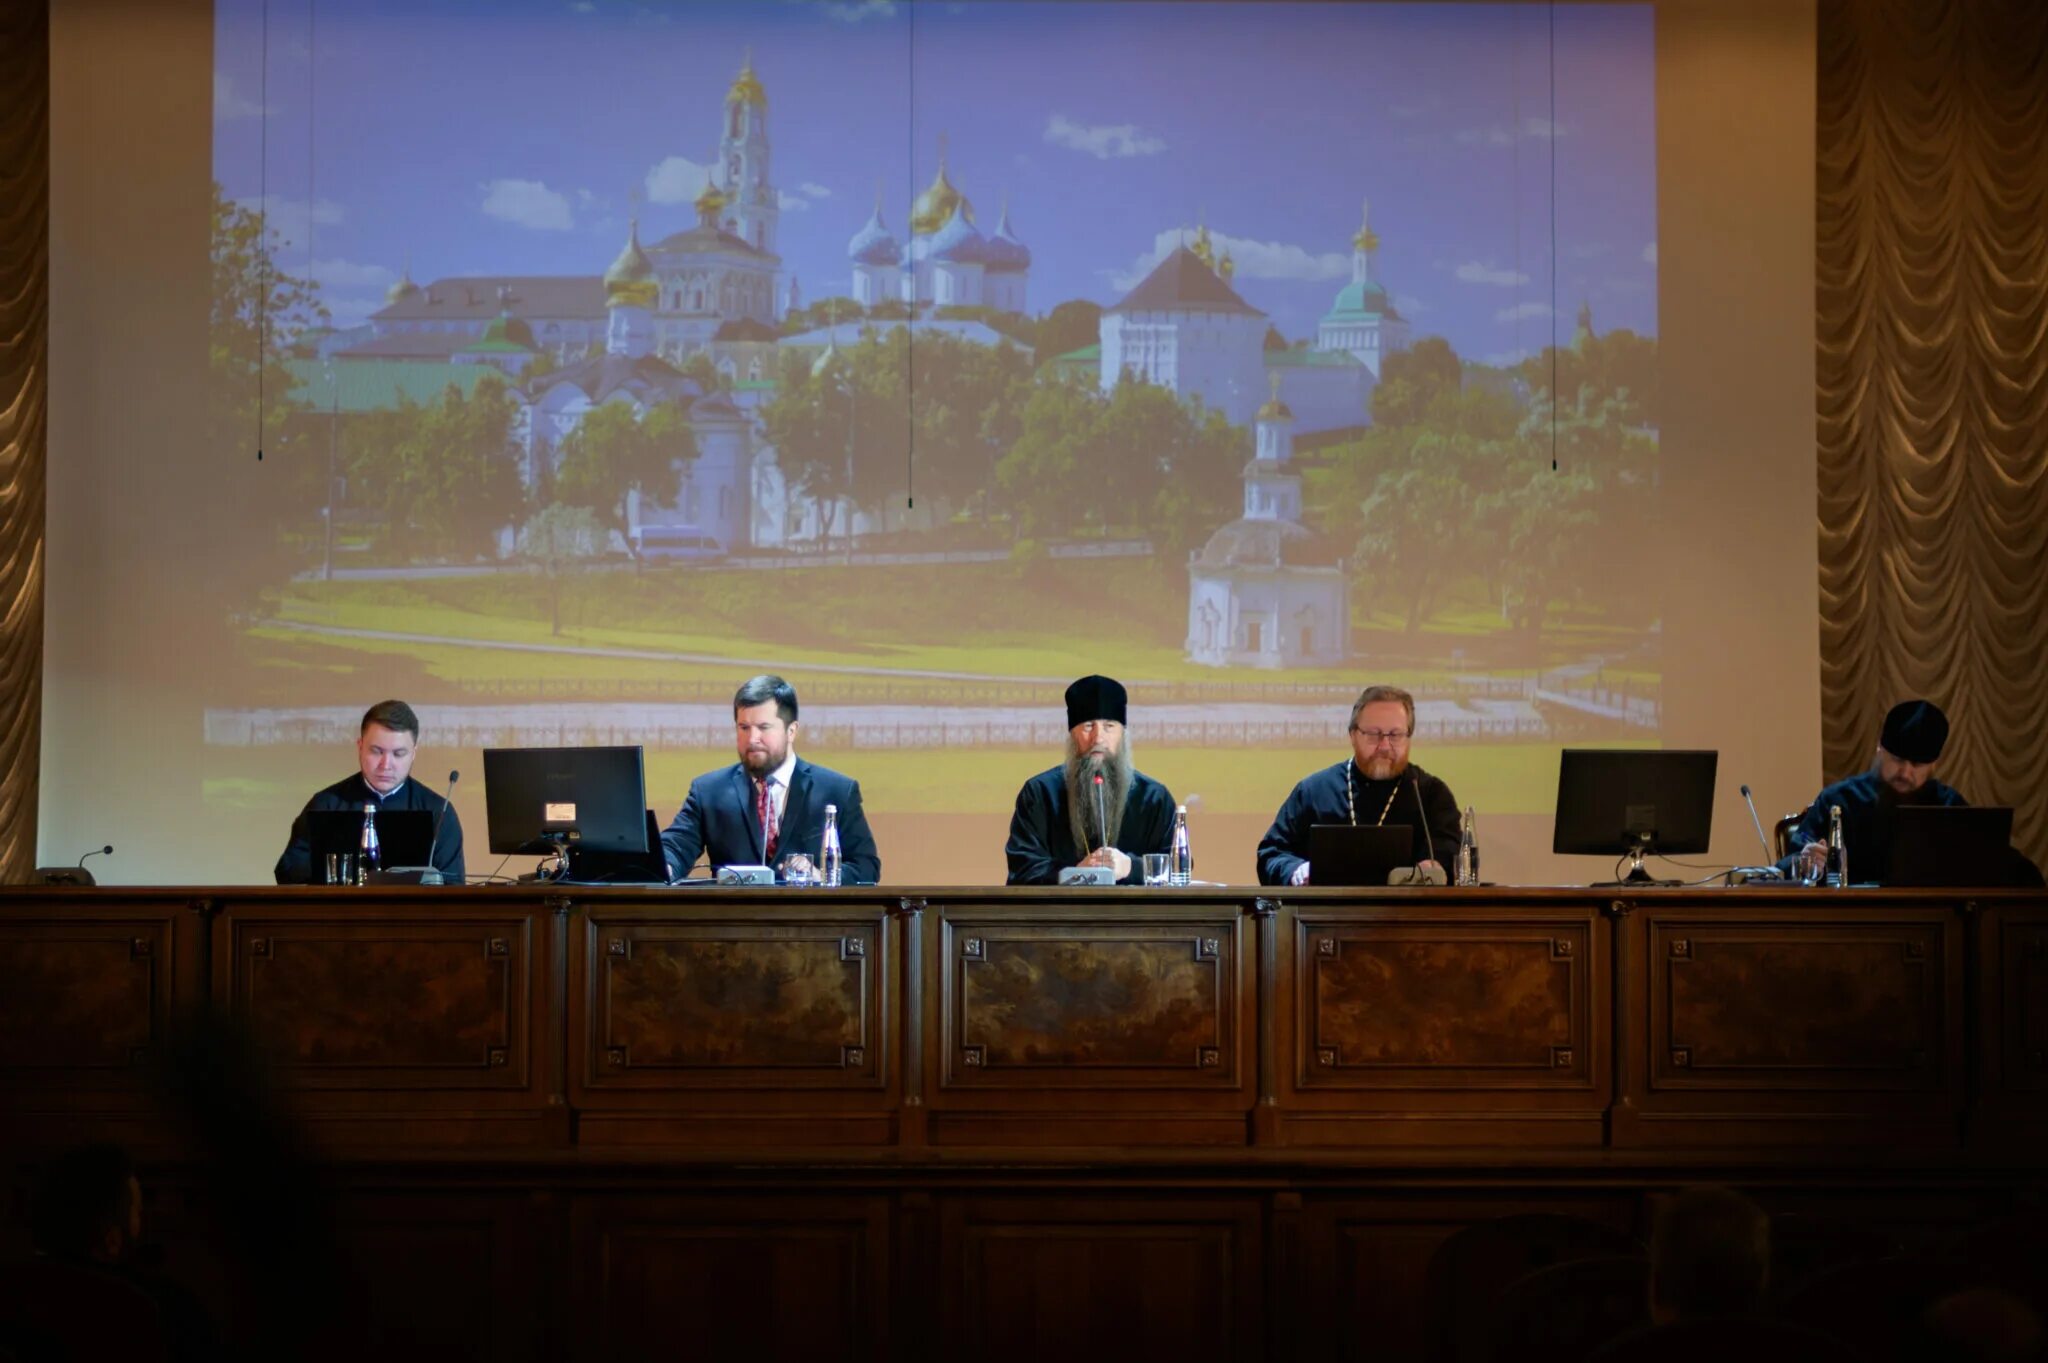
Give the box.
[1455,806,1480,886]
[1168,805,1192,887]
[819,803,843,887]
[1826,804,1847,888]
[359,802,381,884]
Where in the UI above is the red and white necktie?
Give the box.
[756,777,778,861]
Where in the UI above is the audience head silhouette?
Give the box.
[1649,1185,1771,1324]
[29,1143,141,1266]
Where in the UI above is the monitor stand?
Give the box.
[1593,838,1684,888]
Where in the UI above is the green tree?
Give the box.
[1034,299,1103,360]
[203,183,329,613]
[553,401,697,558]
[1369,335,1464,428]
[760,338,906,546]
[907,334,1033,518]
[517,503,607,636]
[995,380,1108,540]
[781,295,865,335]
[678,350,727,394]
[340,377,525,562]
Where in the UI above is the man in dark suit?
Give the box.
[660,674,881,884]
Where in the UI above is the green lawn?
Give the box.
[249,558,1657,701]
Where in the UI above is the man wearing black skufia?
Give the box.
[1006,675,1177,885]
[274,699,465,884]
[1781,698,1991,883]
[1257,683,1462,886]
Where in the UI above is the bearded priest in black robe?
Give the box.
[1005,675,1178,885]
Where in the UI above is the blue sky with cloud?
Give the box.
[215,0,1655,355]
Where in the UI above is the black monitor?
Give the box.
[482,746,651,855]
[1553,748,1718,886]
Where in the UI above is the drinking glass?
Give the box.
[779,853,819,887]
[1141,853,1171,886]
[325,852,355,885]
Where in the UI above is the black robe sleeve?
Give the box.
[1414,771,1464,870]
[1005,775,1063,886]
[1258,779,1316,887]
[275,802,321,885]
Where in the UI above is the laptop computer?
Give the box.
[566,810,671,885]
[1886,805,2015,887]
[307,809,437,876]
[1307,824,1415,887]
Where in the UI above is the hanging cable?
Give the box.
[903,19,916,512]
[1549,1,1560,472]
[257,0,269,460]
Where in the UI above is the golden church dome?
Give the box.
[910,162,974,237]
[727,53,767,108]
[694,178,730,223]
[603,220,659,308]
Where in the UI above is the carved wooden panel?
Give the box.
[1297,920,1593,1088]
[940,916,1240,1090]
[1648,920,1945,1090]
[0,920,167,1071]
[329,1194,547,1363]
[1999,919,2048,1094]
[941,1196,1261,1363]
[573,1195,889,1362]
[585,918,881,1089]
[230,918,529,1089]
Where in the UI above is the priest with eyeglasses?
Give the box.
[1256,684,1462,886]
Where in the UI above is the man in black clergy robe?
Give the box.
[1257,683,1461,886]
[1775,698,2042,885]
[1006,675,1177,885]
[660,674,881,884]
[274,699,465,884]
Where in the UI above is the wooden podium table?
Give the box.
[3,885,2042,1360]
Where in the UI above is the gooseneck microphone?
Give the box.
[1092,773,1109,857]
[1410,775,1432,866]
[79,844,114,871]
[428,770,460,871]
[1740,784,1776,865]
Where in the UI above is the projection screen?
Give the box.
[44,0,1819,886]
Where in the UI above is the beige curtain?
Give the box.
[1817,0,2048,872]
[0,0,48,882]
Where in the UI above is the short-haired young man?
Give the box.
[273,699,465,884]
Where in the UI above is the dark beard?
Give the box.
[1063,735,1135,853]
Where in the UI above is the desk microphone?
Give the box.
[80,844,114,871]
[1092,773,1109,857]
[428,771,459,873]
[1739,784,1775,864]
[1410,775,1433,866]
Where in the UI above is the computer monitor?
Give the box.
[482,746,651,855]
[1553,749,1718,886]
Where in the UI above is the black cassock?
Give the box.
[1257,759,1461,886]
[1005,766,1178,886]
